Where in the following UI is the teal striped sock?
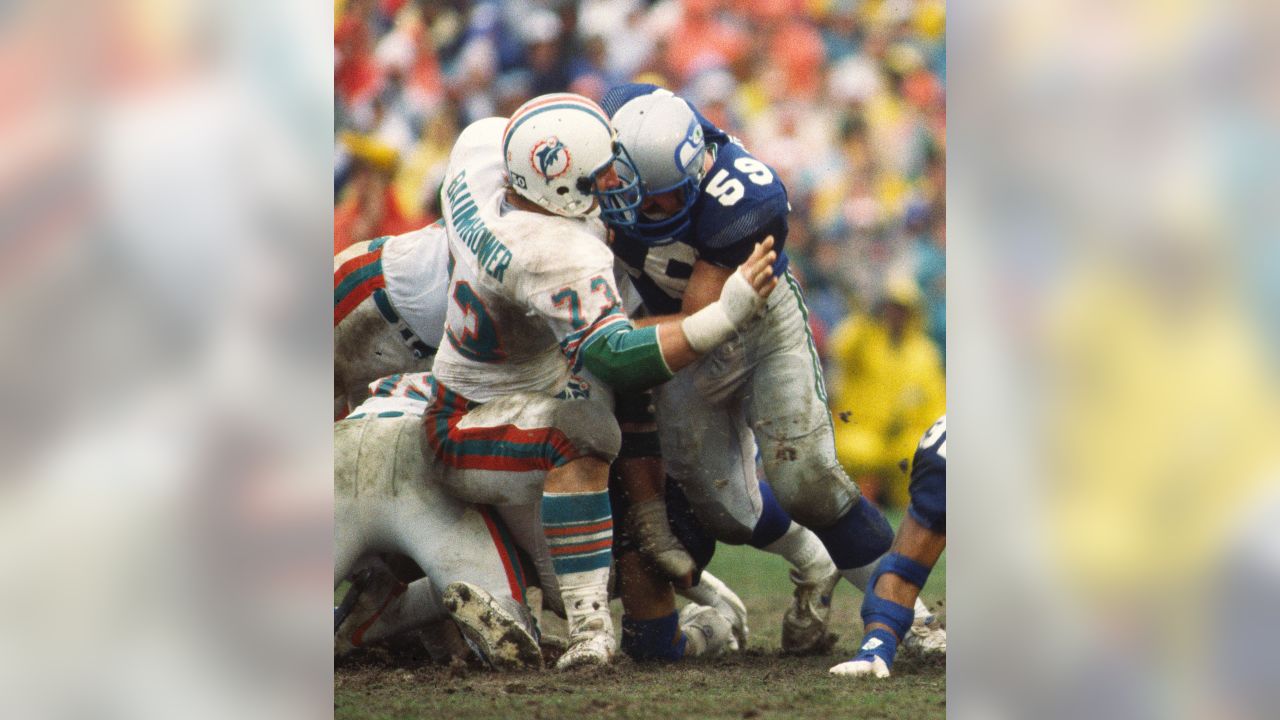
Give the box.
[542,490,614,575]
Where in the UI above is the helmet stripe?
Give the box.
[502,93,610,138]
[502,100,613,161]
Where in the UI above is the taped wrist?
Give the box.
[681,270,764,353]
[680,301,736,354]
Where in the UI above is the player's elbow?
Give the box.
[581,326,674,393]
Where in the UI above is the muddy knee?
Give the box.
[768,458,860,529]
[550,399,621,463]
[690,502,756,545]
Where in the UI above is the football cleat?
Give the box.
[555,617,616,670]
[678,570,749,650]
[442,582,544,671]
[829,655,891,678]
[781,567,840,654]
[679,603,736,658]
[902,613,947,655]
[335,564,407,656]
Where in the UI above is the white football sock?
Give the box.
[762,522,836,581]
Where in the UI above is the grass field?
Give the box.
[335,511,945,719]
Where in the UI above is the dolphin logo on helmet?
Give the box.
[532,137,571,179]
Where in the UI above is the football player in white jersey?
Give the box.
[334,220,450,416]
[426,93,780,669]
[335,372,746,667]
[334,372,543,670]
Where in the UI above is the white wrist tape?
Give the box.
[680,270,764,354]
[681,302,735,354]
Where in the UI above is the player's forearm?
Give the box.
[576,320,708,391]
[582,239,777,389]
[581,299,745,390]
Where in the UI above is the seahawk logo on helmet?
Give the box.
[609,93,708,241]
[531,137,571,179]
[501,93,641,220]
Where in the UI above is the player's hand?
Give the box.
[737,236,779,300]
[716,238,777,331]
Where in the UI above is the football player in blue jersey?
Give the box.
[831,416,947,677]
[597,83,939,654]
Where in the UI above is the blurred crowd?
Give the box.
[335,0,947,504]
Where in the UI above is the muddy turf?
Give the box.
[336,514,946,720]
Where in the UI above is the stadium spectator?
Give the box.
[825,277,946,508]
[334,0,949,441]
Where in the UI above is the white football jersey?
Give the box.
[380,221,450,350]
[431,118,629,403]
[344,372,436,419]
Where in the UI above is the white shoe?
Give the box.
[679,603,736,658]
[555,618,615,670]
[902,614,947,655]
[781,567,840,654]
[679,570,749,651]
[829,655,891,678]
[442,582,543,671]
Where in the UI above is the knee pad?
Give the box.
[811,496,894,570]
[861,553,932,642]
[768,459,860,529]
[747,480,793,549]
[551,399,621,463]
[621,611,686,662]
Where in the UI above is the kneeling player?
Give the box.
[334,373,542,670]
[334,221,449,417]
[830,416,947,678]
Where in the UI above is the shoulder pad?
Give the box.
[695,145,789,250]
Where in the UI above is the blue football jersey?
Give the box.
[602,83,791,315]
[907,416,947,530]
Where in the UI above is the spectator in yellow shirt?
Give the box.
[826,278,945,507]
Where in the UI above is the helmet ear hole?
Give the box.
[556,186,570,195]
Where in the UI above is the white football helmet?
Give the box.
[609,92,708,239]
[501,93,641,220]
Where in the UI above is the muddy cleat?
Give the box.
[555,617,616,670]
[678,570,749,651]
[679,603,736,658]
[902,613,947,655]
[335,564,407,656]
[781,567,840,654]
[442,582,544,671]
[628,497,697,580]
